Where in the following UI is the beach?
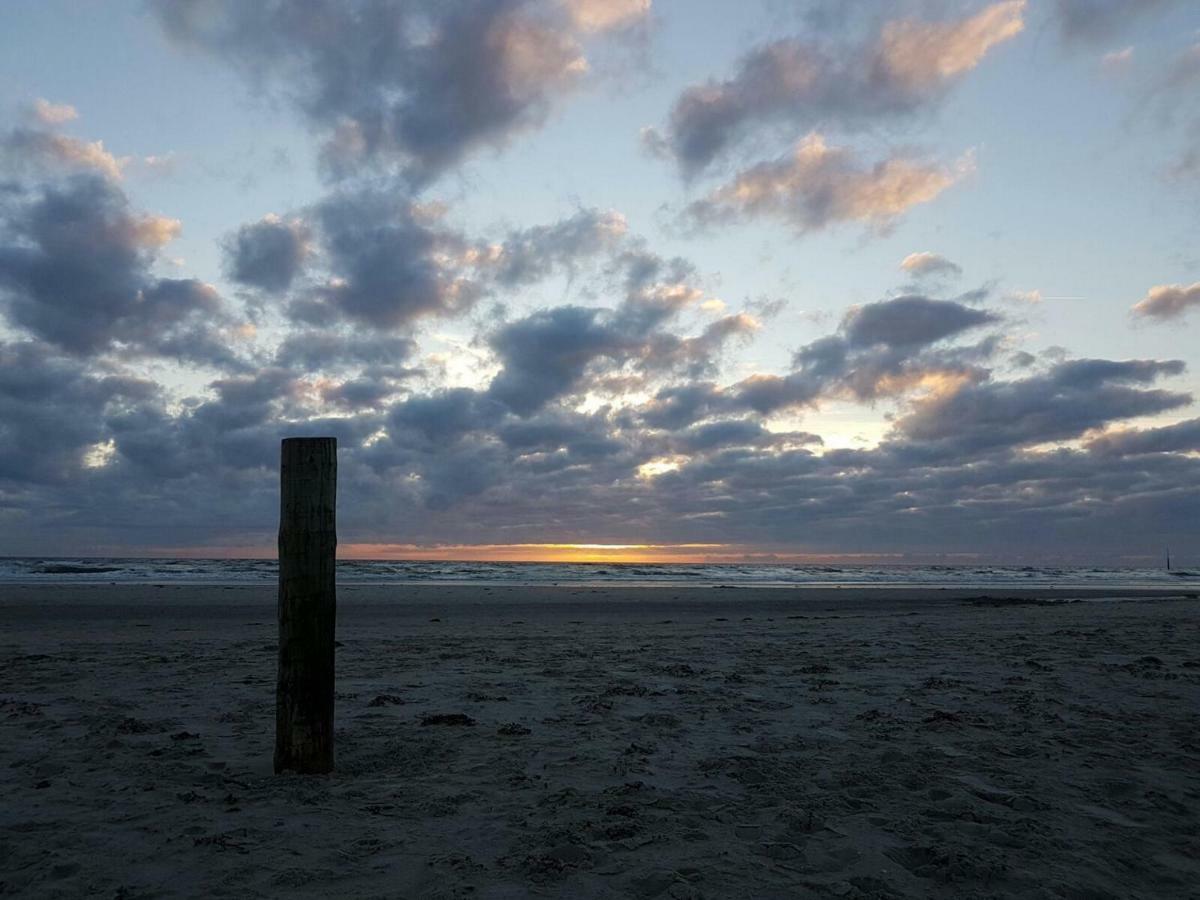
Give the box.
[2,584,1198,898]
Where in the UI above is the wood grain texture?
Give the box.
[275,437,337,774]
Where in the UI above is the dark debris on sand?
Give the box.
[420,713,477,727]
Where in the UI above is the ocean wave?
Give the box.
[0,557,1192,589]
[31,563,124,575]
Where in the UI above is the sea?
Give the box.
[0,558,1195,589]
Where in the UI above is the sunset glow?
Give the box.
[340,543,731,563]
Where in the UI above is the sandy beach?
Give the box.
[2,584,1198,898]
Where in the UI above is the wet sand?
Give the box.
[2,584,1198,898]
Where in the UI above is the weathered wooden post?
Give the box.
[275,437,337,774]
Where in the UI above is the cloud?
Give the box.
[38,371,1198,557]
[894,357,1189,454]
[668,418,820,455]
[629,293,1000,426]
[648,2,1023,175]
[1102,46,1135,69]
[2,127,128,181]
[151,0,642,186]
[1148,41,1200,181]
[391,388,508,446]
[900,251,962,278]
[639,382,726,430]
[562,0,650,34]
[224,214,312,293]
[318,372,410,411]
[485,289,748,416]
[0,173,234,364]
[30,99,78,125]
[1005,288,1043,304]
[842,296,997,348]
[0,339,159,484]
[747,296,998,410]
[1169,147,1200,182]
[489,208,628,287]
[486,305,641,415]
[2,283,1194,558]
[274,331,417,373]
[496,409,619,457]
[1131,282,1200,320]
[1162,41,1200,94]
[481,235,747,416]
[1052,0,1183,44]
[685,133,970,234]
[1086,416,1200,455]
[293,190,477,330]
[137,153,178,176]
[873,1,1026,91]
[285,194,630,331]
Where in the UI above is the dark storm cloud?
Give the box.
[360,289,1008,528]
[194,369,301,433]
[842,296,997,348]
[725,372,822,416]
[487,306,632,415]
[274,331,417,372]
[319,371,409,410]
[1051,0,1184,43]
[491,208,628,287]
[276,194,629,332]
[797,297,999,403]
[6,328,1196,558]
[1086,417,1200,455]
[894,358,1189,455]
[0,173,237,366]
[693,444,1185,554]
[151,0,647,186]
[224,215,312,293]
[109,367,380,482]
[643,313,759,377]
[626,294,1001,428]
[676,418,769,452]
[721,295,1001,417]
[647,1,1024,176]
[1052,358,1185,386]
[672,418,820,453]
[296,189,472,329]
[498,412,624,460]
[391,388,508,446]
[484,297,752,417]
[0,340,158,484]
[639,382,726,430]
[648,441,1199,556]
[477,235,743,415]
[364,399,653,515]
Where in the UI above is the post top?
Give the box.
[281,436,337,446]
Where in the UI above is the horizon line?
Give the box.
[4,543,1186,567]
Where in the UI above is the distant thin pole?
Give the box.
[275,437,337,774]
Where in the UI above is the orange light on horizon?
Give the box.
[144,542,912,565]
[338,542,731,564]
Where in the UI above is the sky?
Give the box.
[0,0,1198,563]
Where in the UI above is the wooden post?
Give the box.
[275,437,337,774]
